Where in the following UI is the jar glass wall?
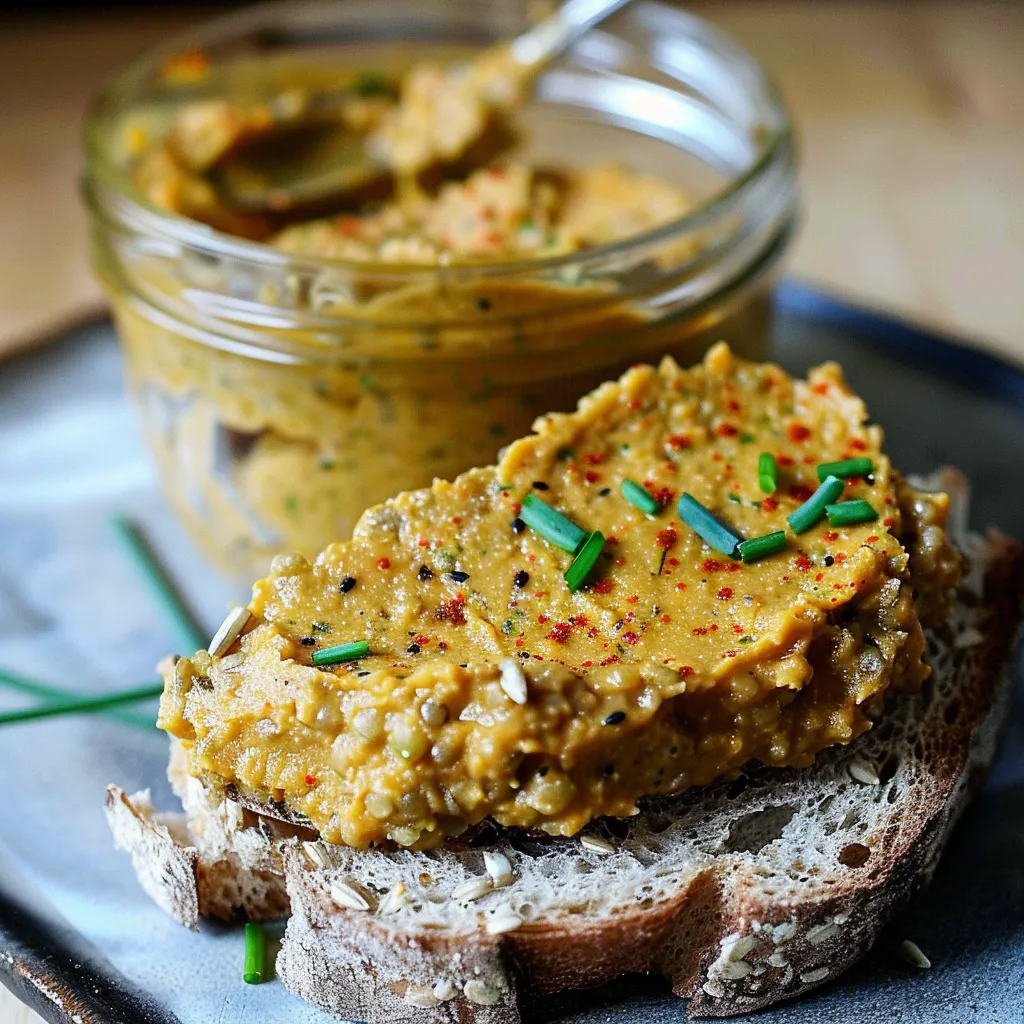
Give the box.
[83,0,796,580]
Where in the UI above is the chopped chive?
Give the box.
[0,668,155,729]
[620,479,659,516]
[739,530,787,563]
[243,922,265,985]
[565,532,605,592]
[311,640,370,667]
[677,494,742,558]
[110,516,206,653]
[817,457,874,482]
[787,475,844,534]
[758,452,778,495]
[519,492,587,553]
[0,682,165,728]
[824,500,879,526]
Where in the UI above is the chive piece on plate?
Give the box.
[565,531,605,592]
[677,494,742,558]
[739,530,787,563]
[620,479,659,516]
[243,922,265,985]
[758,452,778,495]
[817,457,874,482]
[787,475,844,534]
[311,640,370,667]
[0,682,165,728]
[520,492,587,553]
[824,500,879,526]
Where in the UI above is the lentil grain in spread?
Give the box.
[160,346,962,849]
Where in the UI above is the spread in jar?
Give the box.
[159,345,961,848]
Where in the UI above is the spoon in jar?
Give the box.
[214,0,635,215]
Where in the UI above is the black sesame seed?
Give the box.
[339,576,357,593]
[513,570,529,589]
[300,636,317,647]
[538,765,549,777]
[449,570,470,583]
[598,487,611,496]
[407,643,421,655]
[824,555,835,567]
[603,711,627,726]
[668,746,678,756]
[511,517,526,534]
[602,764,615,778]
[532,480,549,491]
[476,296,492,312]
[357,671,371,677]
[417,564,434,581]
[865,474,876,485]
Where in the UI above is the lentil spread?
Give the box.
[159,345,962,849]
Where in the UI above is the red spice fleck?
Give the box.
[788,423,812,443]
[661,614,672,624]
[570,615,589,628]
[717,587,734,600]
[590,578,614,594]
[884,497,894,505]
[627,399,643,412]
[692,626,709,636]
[581,660,593,667]
[626,594,639,604]
[833,583,843,591]
[717,423,740,438]
[668,557,680,567]
[710,624,720,631]
[615,558,626,567]
[585,470,602,484]
[533,591,546,598]
[802,456,816,465]
[625,611,637,623]
[645,483,677,508]
[546,622,572,644]
[675,582,688,591]
[711,452,723,463]
[377,557,391,570]
[588,627,600,638]
[723,650,738,658]
[622,631,641,645]
[795,554,812,572]
[512,502,522,515]
[606,535,617,544]
[761,496,780,512]
[866,535,880,543]
[418,538,429,547]
[583,452,605,465]
[835,553,848,563]
[667,434,692,450]
[679,665,694,678]
[822,531,839,542]
[438,641,449,651]
[600,655,622,666]
[815,572,824,582]
[776,454,795,467]
[849,438,867,451]
[732,624,744,634]
[782,575,791,581]
[812,382,830,395]
[883,518,895,528]
[413,634,431,646]
[728,399,742,413]
[450,516,462,525]
[515,638,524,647]
[656,527,677,549]
[434,593,466,626]
[305,773,318,786]
[789,484,814,503]
[537,614,549,624]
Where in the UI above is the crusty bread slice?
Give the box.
[105,489,1023,1020]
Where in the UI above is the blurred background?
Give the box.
[1,0,1022,366]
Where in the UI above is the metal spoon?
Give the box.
[215,0,635,215]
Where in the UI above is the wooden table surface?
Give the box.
[3,2,1022,1021]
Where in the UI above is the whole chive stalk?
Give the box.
[243,922,265,984]
[620,479,659,516]
[0,682,165,728]
[311,640,370,667]
[564,531,605,592]
[110,515,206,653]
[787,475,844,534]
[677,494,742,558]
[738,530,787,563]
[758,452,778,495]
[519,492,587,553]
[825,500,879,526]
[817,457,873,482]
[0,668,155,729]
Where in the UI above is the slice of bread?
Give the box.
[105,486,1023,1020]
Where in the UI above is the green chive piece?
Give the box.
[519,492,587,553]
[110,516,206,653]
[758,452,778,495]
[817,457,874,482]
[824,500,879,526]
[739,531,787,563]
[243,922,265,985]
[0,668,155,729]
[787,475,844,534]
[677,494,742,558]
[620,479,659,516]
[564,531,605,592]
[312,640,370,667]
[0,682,165,728]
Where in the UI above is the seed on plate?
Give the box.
[378,881,410,916]
[302,841,333,870]
[847,757,881,786]
[432,978,457,1001]
[208,606,251,658]
[463,979,500,1006]
[452,876,493,903]
[898,939,931,969]
[579,835,616,855]
[330,880,373,912]
[483,850,514,888]
[486,904,523,934]
[499,658,528,704]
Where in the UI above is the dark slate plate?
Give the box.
[0,281,1021,1024]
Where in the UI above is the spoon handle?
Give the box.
[510,0,634,69]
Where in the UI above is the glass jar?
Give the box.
[83,0,796,581]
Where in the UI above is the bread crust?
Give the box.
[104,529,1024,1020]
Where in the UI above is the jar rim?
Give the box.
[82,0,794,281]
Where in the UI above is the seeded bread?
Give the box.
[105,485,1023,1020]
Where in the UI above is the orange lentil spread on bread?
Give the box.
[159,345,962,849]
